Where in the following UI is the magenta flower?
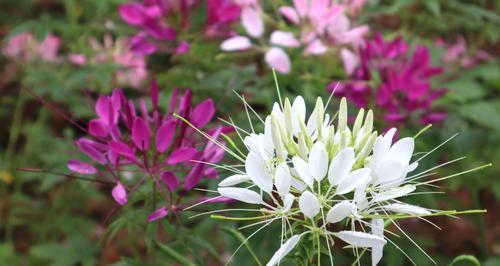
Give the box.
[119,0,239,54]
[328,33,447,126]
[205,0,241,37]
[2,32,61,63]
[67,80,231,222]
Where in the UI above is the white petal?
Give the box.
[371,185,416,203]
[292,156,314,188]
[326,201,356,224]
[282,194,295,213]
[265,47,291,74]
[220,36,252,51]
[266,234,301,266]
[383,203,431,215]
[336,168,371,195]
[275,162,292,196]
[218,187,263,204]
[308,142,328,181]
[371,219,385,266]
[241,7,264,38]
[354,181,369,210]
[219,174,250,187]
[335,231,387,248]
[299,191,320,218]
[328,147,355,186]
[290,175,307,192]
[245,151,273,192]
[375,160,403,184]
[270,31,300,48]
[387,137,414,165]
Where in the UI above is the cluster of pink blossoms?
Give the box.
[69,35,148,89]
[119,0,241,55]
[329,33,447,126]
[2,32,60,63]
[220,0,369,74]
[67,81,231,222]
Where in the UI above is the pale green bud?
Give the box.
[315,97,325,139]
[297,132,309,160]
[355,131,377,167]
[352,108,365,138]
[284,98,293,135]
[364,110,373,134]
[338,97,348,133]
[271,114,284,160]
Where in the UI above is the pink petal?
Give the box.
[191,99,215,128]
[220,36,252,51]
[112,182,128,206]
[340,48,359,76]
[161,171,179,191]
[155,119,177,153]
[67,159,97,175]
[293,0,308,17]
[304,39,328,55]
[147,206,168,222]
[270,31,300,48]
[279,6,300,24]
[241,7,264,38]
[132,117,150,150]
[184,163,204,190]
[337,25,369,45]
[88,119,108,138]
[175,41,190,55]
[95,96,116,125]
[119,3,145,26]
[109,141,137,161]
[167,147,199,164]
[265,47,291,74]
[75,139,107,164]
[68,54,86,65]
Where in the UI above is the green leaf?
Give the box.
[459,102,500,132]
[155,241,197,266]
[424,1,441,17]
[449,254,481,266]
[484,257,500,266]
[448,80,485,102]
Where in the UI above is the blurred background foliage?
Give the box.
[0,0,499,265]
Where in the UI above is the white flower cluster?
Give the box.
[217,96,431,266]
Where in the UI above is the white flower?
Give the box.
[212,95,475,266]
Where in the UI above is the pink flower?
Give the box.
[2,32,61,63]
[220,1,296,74]
[329,33,447,127]
[67,81,231,221]
[72,36,147,89]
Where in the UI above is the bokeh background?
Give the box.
[0,0,499,265]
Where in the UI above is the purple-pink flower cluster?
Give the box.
[67,81,231,222]
[2,32,60,63]
[68,35,148,89]
[329,33,447,126]
[119,0,241,55]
